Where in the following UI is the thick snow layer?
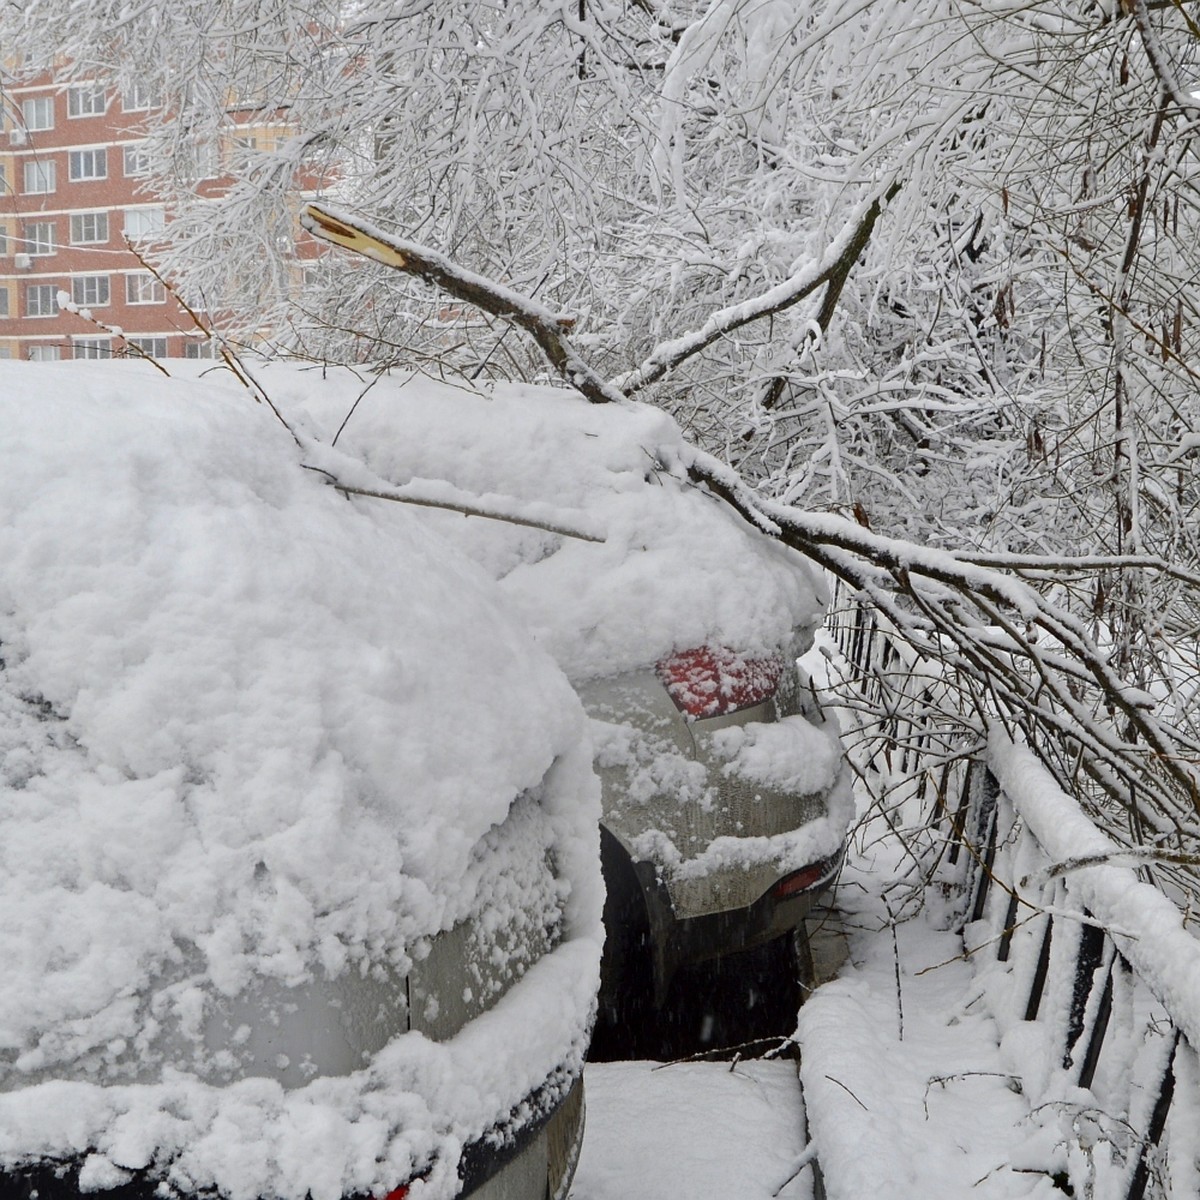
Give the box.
[0,361,602,1198]
[238,364,827,682]
[570,1059,812,1199]
[796,858,1063,1200]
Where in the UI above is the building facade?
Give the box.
[0,74,313,362]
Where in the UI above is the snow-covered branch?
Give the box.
[302,204,628,407]
[613,182,901,397]
[307,215,1200,833]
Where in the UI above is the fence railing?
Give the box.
[822,595,1200,1200]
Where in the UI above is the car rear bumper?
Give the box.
[630,845,843,1001]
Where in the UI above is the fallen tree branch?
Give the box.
[311,474,606,543]
[303,203,1200,833]
[302,203,627,406]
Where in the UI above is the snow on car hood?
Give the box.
[0,362,601,1197]
[250,365,827,681]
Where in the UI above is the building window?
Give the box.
[22,97,54,132]
[28,344,62,361]
[23,159,55,194]
[0,225,9,256]
[23,222,56,256]
[69,148,108,181]
[124,207,165,240]
[126,335,168,359]
[183,340,217,359]
[0,289,9,318]
[67,84,107,118]
[72,275,110,308]
[125,272,165,305]
[73,337,112,359]
[121,82,158,112]
[70,211,109,245]
[180,138,218,181]
[26,285,59,318]
[123,143,151,178]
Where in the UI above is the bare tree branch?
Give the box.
[1130,0,1200,122]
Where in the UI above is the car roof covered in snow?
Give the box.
[249,364,828,682]
[0,360,600,1198]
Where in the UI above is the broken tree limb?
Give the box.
[302,203,627,406]
[304,200,1200,829]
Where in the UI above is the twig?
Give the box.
[309,474,606,543]
[772,1143,819,1197]
[824,1074,869,1110]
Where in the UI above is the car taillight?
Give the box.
[377,1188,409,1200]
[771,853,841,899]
[656,646,784,718]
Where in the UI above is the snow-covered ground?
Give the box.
[569,842,1058,1200]
[572,1058,812,1200]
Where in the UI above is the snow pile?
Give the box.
[244,364,828,682]
[712,715,843,796]
[796,859,1060,1200]
[0,361,602,1198]
[571,1059,811,1199]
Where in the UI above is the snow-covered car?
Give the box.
[256,365,853,1056]
[0,362,601,1200]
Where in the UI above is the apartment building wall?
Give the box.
[0,74,318,362]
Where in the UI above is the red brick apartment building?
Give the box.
[0,74,314,362]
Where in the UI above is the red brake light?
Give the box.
[656,646,784,718]
[378,1188,409,1200]
[772,853,841,899]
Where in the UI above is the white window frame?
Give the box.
[22,97,54,132]
[126,335,168,359]
[24,222,56,257]
[123,143,151,178]
[0,289,9,318]
[125,272,166,305]
[121,82,157,112]
[183,340,217,359]
[23,159,55,194]
[124,206,165,240]
[72,274,111,308]
[28,344,62,361]
[67,84,107,118]
[72,336,113,360]
[26,284,59,318]
[69,148,108,182]
[70,211,109,246]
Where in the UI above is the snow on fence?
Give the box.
[823,597,1200,1200]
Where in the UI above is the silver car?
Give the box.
[0,362,598,1200]
[206,364,853,1061]
[583,640,848,1058]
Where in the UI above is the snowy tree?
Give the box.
[6,0,1200,839]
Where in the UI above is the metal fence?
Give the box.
[825,596,1199,1200]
